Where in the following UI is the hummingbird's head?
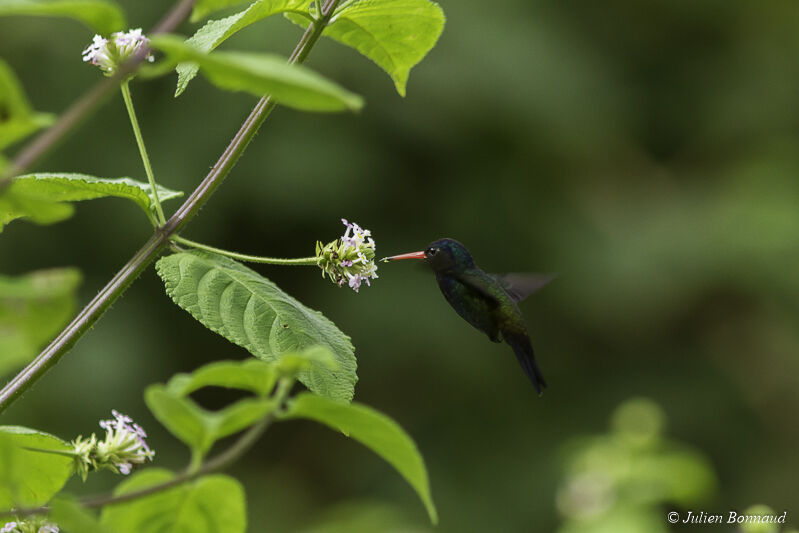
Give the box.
[382,238,474,272]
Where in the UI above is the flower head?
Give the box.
[82,28,153,76]
[0,519,59,533]
[71,409,154,480]
[316,219,378,292]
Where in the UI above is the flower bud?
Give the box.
[82,28,154,76]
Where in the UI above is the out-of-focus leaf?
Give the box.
[283,393,437,524]
[151,34,363,112]
[288,0,446,96]
[190,0,250,22]
[0,426,74,509]
[0,57,54,150]
[166,359,278,397]
[0,268,81,376]
[144,385,211,454]
[0,0,126,33]
[299,501,429,533]
[0,173,183,230]
[146,383,275,456]
[156,251,357,401]
[100,469,246,533]
[50,497,113,533]
[175,0,313,96]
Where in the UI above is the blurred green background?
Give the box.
[2,0,799,531]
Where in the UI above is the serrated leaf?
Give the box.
[0,57,55,150]
[0,173,183,231]
[289,0,445,96]
[283,393,437,524]
[0,426,75,509]
[151,34,363,112]
[0,0,126,34]
[166,359,277,397]
[50,497,113,533]
[100,469,247,533]
[190,0,251,22]
[176,0,314,96]
[155,250,357,401]
[0,268,81,376]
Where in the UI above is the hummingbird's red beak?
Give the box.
[381,251,426,262]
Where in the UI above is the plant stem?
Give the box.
[0,0,342,414]
[172,236,318,265]
[1,378,296,519]
[0,0,196,186]
[120,81,165,226]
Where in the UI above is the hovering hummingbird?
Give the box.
[382,238,552,395]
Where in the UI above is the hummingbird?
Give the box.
[382,239,552,395]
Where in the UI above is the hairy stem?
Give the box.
[0,0,342,413]
[120,81,165,226]
[172,235,319,265]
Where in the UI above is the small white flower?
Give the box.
[82,28,154,75]
[1,522,18,533]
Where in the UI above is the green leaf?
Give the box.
[190,0,251,22]
[175,0,314,96]
[0,0,127,33]
[166,359,277,397]
[283,393,437,523]
[0,268,81,376]
[151,34,363,112]
[156,250,357,401]
[0,184,75,231]
[0,426,75,509]
[100,469,247,533]
[145,385,212,454]
[0,173,183,231]
[0,57,55,150]
[50,497,113,533]
[146,383,275,456]
[212,396,275,439]
[290,0,446,96]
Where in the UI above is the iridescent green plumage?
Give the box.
[384,238,550,395]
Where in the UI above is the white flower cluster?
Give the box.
[316,219,378,292]
[72,409,154,480]
[1,520,58,533]
[82,28,153,75]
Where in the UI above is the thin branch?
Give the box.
[0,0,343,413]
[172,235,319,265]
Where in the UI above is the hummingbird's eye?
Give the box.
[427,247,438,256]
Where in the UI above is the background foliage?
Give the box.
[1,0,798,531]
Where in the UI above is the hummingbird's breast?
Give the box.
[435,273,500,341]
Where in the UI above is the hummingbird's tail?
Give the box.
[503,332,547,396]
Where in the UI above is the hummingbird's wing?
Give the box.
[452,270,504,307]
[490,273,556,303]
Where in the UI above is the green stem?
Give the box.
[172,235,319,266]
[120,81,165,226]
[0,0,342,414]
